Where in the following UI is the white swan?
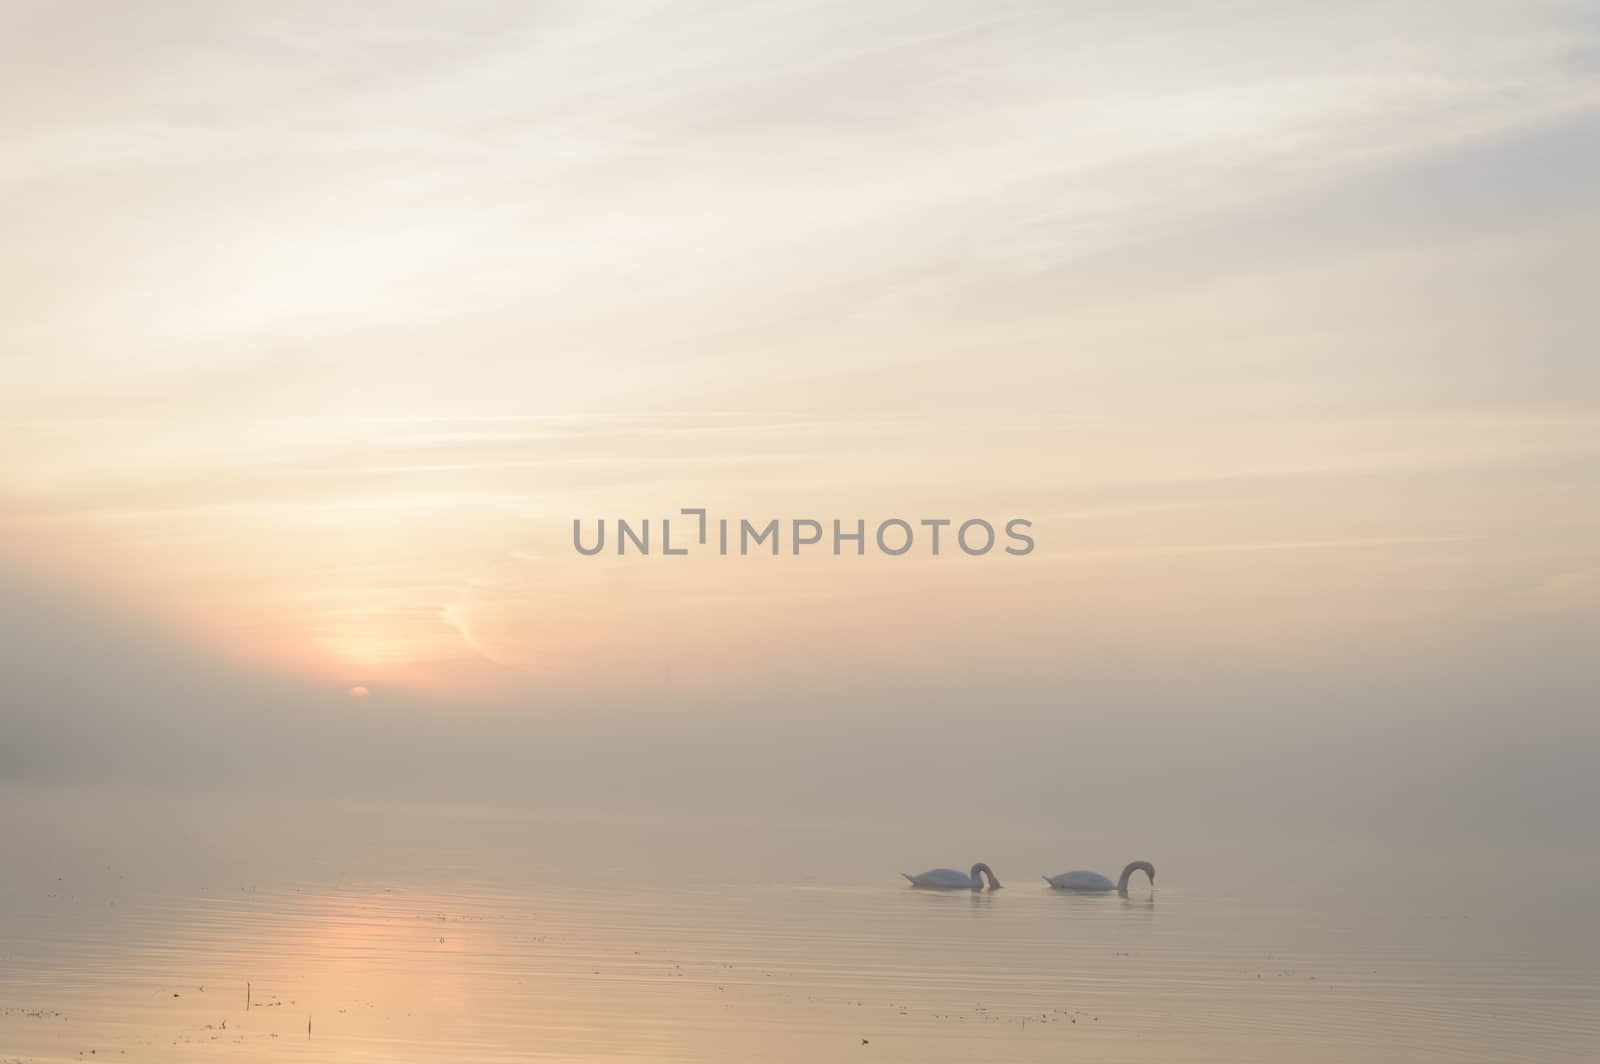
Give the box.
[1043,860,1155,894]
[903,863,1002,890]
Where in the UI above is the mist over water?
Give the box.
[5,565,1598,1062]
[2,791,1596,1063]
[3,566,1596,1060]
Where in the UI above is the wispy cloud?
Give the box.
[2,1,1597,699]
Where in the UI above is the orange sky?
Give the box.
[3,2,1598,708]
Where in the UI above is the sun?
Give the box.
[347,685,371,699]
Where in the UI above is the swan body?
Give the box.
[1043,860,1155,895]
[902,863,1002,890]
[1045,869,1117,891]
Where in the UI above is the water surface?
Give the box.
[2,791,1594,1062]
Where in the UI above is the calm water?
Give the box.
[2,790,1595,1062]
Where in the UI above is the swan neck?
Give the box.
[1118,861,1153,893]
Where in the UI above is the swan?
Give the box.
[902,863,1003,890]
[1043,860,1155,894]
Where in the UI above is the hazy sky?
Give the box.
[2,2,1597,829]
